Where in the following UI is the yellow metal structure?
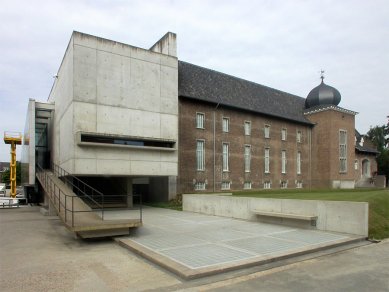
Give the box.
[4,132,22,198]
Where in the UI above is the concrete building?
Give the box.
[22,31,379,204]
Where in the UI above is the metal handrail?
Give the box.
[35,164,142,228]
[51,162,105,219]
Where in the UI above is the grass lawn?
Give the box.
[233,188,389,239]
[145,194,183,211]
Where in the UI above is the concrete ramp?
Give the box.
[36,169,142,238]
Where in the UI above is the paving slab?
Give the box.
[112,207,365,279]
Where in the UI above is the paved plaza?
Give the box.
[1,205,388,291]
[113,207,362,279]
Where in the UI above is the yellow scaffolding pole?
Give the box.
[4,132,22,198]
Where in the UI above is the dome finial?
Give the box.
[320,69,325,83]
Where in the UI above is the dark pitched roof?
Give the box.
[178,61,313,125]
[355,130,379,154]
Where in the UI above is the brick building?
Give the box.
[177,63,378,193]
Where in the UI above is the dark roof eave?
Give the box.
[355,147,379,155]
[179,95,315,127]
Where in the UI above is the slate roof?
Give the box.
[178,61,313,125]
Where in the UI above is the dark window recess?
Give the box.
[81,134,175,148]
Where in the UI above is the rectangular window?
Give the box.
[281,181,288,189]
[264,125,270,138]
[196,113,204,129]
[221,181,231,190]
[222,117,229,133]
[194,182,206,191]
[264,148,270,173]
[80,133,175,149]
[297,151,301,175]
[281,128,287,141]
[281,150,287,174]
[297,130,302,143]
[339,130,347,173]
[244,181,252,190]
[222,143,229,171]
[354,159,358,170]
[244,121,251,136]
[196,140,205,171]
[244,145,251,172]
[264,181,271,189]
[296,181,303,188]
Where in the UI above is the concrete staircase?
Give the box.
[36,167,142,238]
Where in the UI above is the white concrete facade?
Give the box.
[48,31,178,177]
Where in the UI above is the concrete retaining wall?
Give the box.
[183,194,368,236]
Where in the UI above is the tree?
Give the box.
[367,122,389,180]
[367,125,386,151]
[1,161,21,185]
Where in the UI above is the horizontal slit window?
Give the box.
[80,134,175,149]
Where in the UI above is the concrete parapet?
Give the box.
[149,32,177,57]
[183,194,368,236]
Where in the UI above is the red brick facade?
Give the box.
[305,108,356,188]
[177,98,377,193]
[178,98,311,193]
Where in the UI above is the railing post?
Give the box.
[140,194,142,222]
[102,192,104,220]
[72,196,74,228]
[65,193,67,223]
[58,184,60,212]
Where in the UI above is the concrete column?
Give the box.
[168,176,177,200]
[126,178,133,208]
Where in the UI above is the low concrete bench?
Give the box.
[252,210,318,226]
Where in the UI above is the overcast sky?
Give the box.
[0,0,388,162]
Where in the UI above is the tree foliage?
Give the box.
[366,124,388,151]
[367,120,389,179]
[1,161,21,185]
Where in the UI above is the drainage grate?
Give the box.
[226,235,304,255]
[160,244,254,268]
[133,233,207,250]
[271,229,348,244]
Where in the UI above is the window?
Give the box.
[222,143,229,171]
[280,181,288,189]
[297,151,301,175]
[264,148,270,173]
[339,130,347,173]
[80,133,175,149]
[244,181,252,190]
[264,181,271,189]
[264,125,270,138]
[244,121,251,136]
[221,181,231,190]
[296,181,303,188]
[196,140,205,171]
[196,113,204,129]
[244,145,251,172]
[354,159,359,170]
[281,150,287,174]
[194,182,206,190]
[297,130,302,143]
[222,117,229,133]
[281,128,287,141]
